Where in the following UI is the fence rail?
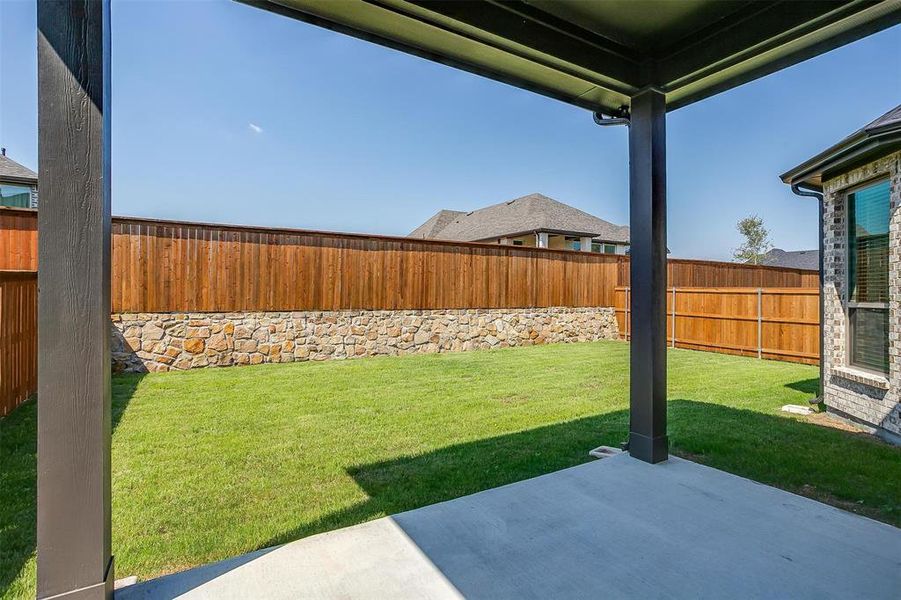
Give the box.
[0,271,38,416]
[614,286,820,365]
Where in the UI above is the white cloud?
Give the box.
[248,122,263,134]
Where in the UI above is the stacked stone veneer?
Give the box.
[821,150,900,441]
[111,307,618,374]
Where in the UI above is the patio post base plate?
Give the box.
[628,432,669,463]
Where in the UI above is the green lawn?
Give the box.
[2,341,899,598]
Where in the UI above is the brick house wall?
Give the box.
[821,150,900,441]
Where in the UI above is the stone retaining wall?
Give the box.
[111,307,619,373]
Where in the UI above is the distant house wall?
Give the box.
[605,243,629,255]
[492,234,627,253]
[548,235,568,250]
[505,234,537,247]
[821,150,900,442]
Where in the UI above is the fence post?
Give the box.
[757,288,763,359]
[671,287,676,348]
[625,287,630,340]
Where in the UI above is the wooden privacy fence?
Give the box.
[614,286,820,365]
[2,207,818,313]
[0,208,39,271]
[616,258,818,288]
[112,217,622,312]
[0,208,820,413]
[0,271,38,416]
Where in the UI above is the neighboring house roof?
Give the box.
[780,104,901,188]
[409,209,467,240]
[0,152,38,186]
[757,248,819,270]
[410,193,629,243]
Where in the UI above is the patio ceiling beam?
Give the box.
[400,0,643,91]
[241,0,640,113]
[627,89,669,464]
[36,1,113,599]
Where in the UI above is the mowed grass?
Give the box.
[2,341,899,598]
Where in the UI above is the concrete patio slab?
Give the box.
[117,454,901,599]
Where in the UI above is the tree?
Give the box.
[732,215,772,265]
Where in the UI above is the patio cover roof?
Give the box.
[245,0,900,114]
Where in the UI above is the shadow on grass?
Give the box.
[258,409,631,549]
[0,373,146,597]
[258,397,900,554]
[784,377,820,396]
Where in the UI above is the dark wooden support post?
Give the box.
[37,1,113,598]
[628,88,668,464]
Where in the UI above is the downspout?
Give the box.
[791,182,825,406]
[594,109,631,449]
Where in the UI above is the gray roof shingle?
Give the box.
[863,104,901,132]
[409,193,629,243]
[758,248,819,270]
[408,209,466,240]
[0,153,38,184]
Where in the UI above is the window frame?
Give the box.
[0,182,34,208]
[844,177,890,375]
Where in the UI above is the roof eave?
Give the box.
[0,175,38,186]
[538,228,610,239]
[472,228,629,243]
[780,129,901,187]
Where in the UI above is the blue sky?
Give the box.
[1,1,899,260]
